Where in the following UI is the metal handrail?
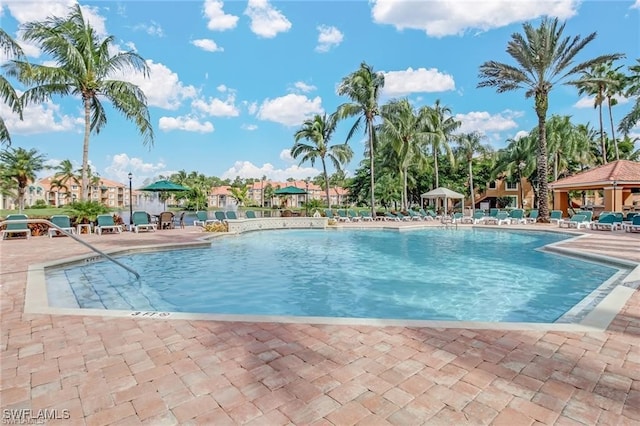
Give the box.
[0,218,140,279]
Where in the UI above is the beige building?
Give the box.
[36,175,132,208]
[474,176,535,210]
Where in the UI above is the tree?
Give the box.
[229,185,249,207]
[292,113,353,208]
[619,59,640,136]
[455,132,492,212]
[4,4,154,201]
[0,29,26,145]
[603,63,627,159]
[337,62,385,218]
[0,147,46,212]
[422,100,460,189]
[379,98,427,210]
[494,135,537,209]
[478,17,623,222]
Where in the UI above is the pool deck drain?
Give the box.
[2,222,640,424]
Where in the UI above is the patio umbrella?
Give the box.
[139,180,190,210]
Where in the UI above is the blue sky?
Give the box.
[1,0,639,188]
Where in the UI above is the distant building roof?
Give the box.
[549,160,640,189]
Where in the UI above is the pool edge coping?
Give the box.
[25,227,640,332]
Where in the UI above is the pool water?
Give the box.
[46,229,618,322]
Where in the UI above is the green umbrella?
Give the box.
[139,180,190,210]
[274,186,307,195]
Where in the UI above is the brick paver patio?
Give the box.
[1,223,639,425]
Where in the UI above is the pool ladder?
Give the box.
[0,218,140,279]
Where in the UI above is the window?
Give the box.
[488,181,497,189]
[71,185,78,190]
[506,181,518,191]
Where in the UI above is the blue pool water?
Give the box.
[46,229,618,322]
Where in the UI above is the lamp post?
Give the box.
[128,172,133,230]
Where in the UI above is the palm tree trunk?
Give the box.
[536,100,550,222]
[434,151,439,188]
[608,98,619,160]
[403,166,408,211]
[468,160,475,213]
[368,121,376,218]
[322,160,330,209]
[81,97,91,201]
[598,97,606,164]
[18,186,25,213]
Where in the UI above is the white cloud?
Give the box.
[513,130,529,140]
[116,59,198,110]
[279,149,294,162]
[316,25,343,52]
[245,101,259,115]
[192,92,240,117]
[257,94,323,126]
[632,0,640,9]
[1,98,82,135]
[242,124,258,131]
[455,110,522,135]
[573,95,629,109]
[203,0,239,31]
[292,81,317,93]
[217,84,228,92]
[244,0,292,38]
[133,21,164,37]
[104,153,167,186]
[221,160,319,181]
[158,116,214,133]
[191,38,224,52]
[371,0,578,37]
[382,67,455,97]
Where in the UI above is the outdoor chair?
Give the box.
[558,214,589,229]
[549,210,563,224]
[214,211,227,222]
[484,211,510,225]
[348,209,362,221]
[194,211,216,227]
[132,211,157,233]
[336,209,351,222]
[159,212,175,229]
[245,210,257,219]
[592,214,617,231]
[526,210,539,223]
[465,210,485,224]
[508,209,527,225]
[225,211,238,220]
[48,215,76,238]
[96,214,122,235]
[419,208,435,220]
[384,212,400,221]
[406,210,423,221]
[624,215,640,233]
[1,214,30,240]
[359,210,374,221]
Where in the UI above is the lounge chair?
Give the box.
[451,212,464,224]
[508,209,527,225]
[558,214,588,229]
[132,211,157,233]
[549,210,563,224]
[214,211,227,223]
[348,209,362,222]
[95,214,122,235]
[359,210,374,221]
[419,208,435,221]
[526,210,539,223]
[407,210,423,221]
[384,212,400,221]
[592,214,617,231]
[484,211,510,225]
[48,215,76,238]
[336,209,350,222]
[244,210,256,219]
[394,212,413,222]
[465,211,485,224]
[2,214,30,240]
[225,211,238,220]
[624,215,640,233]
[194,211,216,227]
[324,209,336,220]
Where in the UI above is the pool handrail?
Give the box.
[0,217,140,279]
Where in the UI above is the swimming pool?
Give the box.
[46,228,619,323]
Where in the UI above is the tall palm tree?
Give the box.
[455,132,492,212]
[337,62,385,218]
[603,63,626,159]
[292,113,353,208]
[49,178,68,206]
[379,98,427,210]
[53,159,77,191]
[619,59,640,136]
[0,29,26,145]
[421,100,460,189]
[478,17,623,222]
[494,135,537,209]
[4,4,154,201]
[0,147,46,212]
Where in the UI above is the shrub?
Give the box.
[203,222,228,232]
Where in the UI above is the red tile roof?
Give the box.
[550,160,640,188]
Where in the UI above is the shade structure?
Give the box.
[139,180,189,210]
[274,185,307,195]
[420,187,465,216]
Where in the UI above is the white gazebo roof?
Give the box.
[420,187,465,215]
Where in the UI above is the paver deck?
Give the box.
[1,222,639,425]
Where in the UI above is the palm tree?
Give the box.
[52,159,77,193]
[379,98,427,210]
[619,59,640,136]
[478,17,623,222]
[229,185,249,207]
[603,63,627,159]
[0,29,26,145]
[421,100,460,189]
[0,147,46,212]
[4,4,154,201]
[455,132,492,212]
[49,178,68,206]
[292,113,353,208]
[494,135,537,209]
[337,62,385,218]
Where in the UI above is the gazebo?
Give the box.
[420,187,465,215]
[549,160,640,215]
